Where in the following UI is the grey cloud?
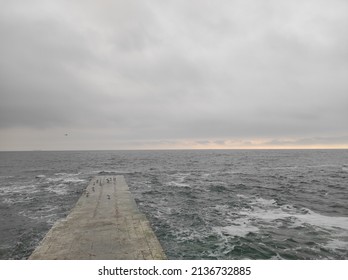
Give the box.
[1,0,348,149]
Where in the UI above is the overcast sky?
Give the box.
[1,0,347,150]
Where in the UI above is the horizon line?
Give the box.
[1,147,348,152]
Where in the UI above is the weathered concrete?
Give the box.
[29,175,166,260]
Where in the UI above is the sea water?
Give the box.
[0,150,347,259]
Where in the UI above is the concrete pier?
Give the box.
[29,175,166,260]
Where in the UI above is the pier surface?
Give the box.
[29,175,166,260]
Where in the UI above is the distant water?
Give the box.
[0,150,347,259]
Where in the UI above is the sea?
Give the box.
[0,149,347,260]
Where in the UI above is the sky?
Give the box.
[1,0,348,150]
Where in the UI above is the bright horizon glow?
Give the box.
[1,141,347,152]
[1,128,347,151]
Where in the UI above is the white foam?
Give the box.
[172,173,189,182]
[46,184,69,195]
[167,181,190,187]
[62,177,85,183]
[213,218,259,237]
[251,197,277,207]
[19,205,60,221]
[46,177,62,183]
[0,184,40,196]
[47,173,85,184]
[213,204,229,212]
[325,238,348,250]
[2,197,16,205]
[293,210,348,231]
[0,175,14,179]
[236,194,249,199]
[240,198,348,231]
